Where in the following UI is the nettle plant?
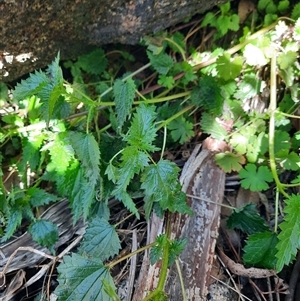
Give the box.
[1,3,300,298]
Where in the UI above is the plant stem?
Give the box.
[268,53,288,198]
[142,212,172,301]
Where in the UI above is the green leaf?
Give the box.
[169,238,187,266]
[216,15,230,37]
[191,76,224,116]
[258,0,270,11]
[141,160,191,215]
[278,51,297,70]
[168,116,194,144]
[291,3,300,19]
[243,231,277,269]
[56,160,95,221]
[215,152,245,172]
[79,217,121,261]
[157,74,175,89]
[68,132,100,186]
[227,203,269,234]
[150,234,167,265]
[274,130,291,153]
[200,112,227,140]
[28,219,58,249]
[276,194,300,272]
[19,134,45,172]
[28,187,59,207]
[216,53,243,81]
[276,150,300,171]
[113,78,136,130]
[277,0,290,13]
[228,14,240,31]
[239,164,273,191]
[201,12,217,28]
[124,104,158,152]
[45,133,74,174]
[1,208,22,242]
[113,146,149,194]
[147,51,174,75]
[55,253,116,301]
[114,190,139,218]
[234,73,262,100]
[77,48,108,75]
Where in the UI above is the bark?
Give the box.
[1,0,229,82]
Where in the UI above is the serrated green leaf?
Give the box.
[77,48,108,75]
[216,53,243,81]
[168,116,194,144]
[191,76,224,116]
[113,78,136,130]
[28,219,58,248]
[124,104,158,152]
[55,253,116,301]
[68,132,100,186]
[13,70,48,102]
[200,112,227,140]
[239,164,273,191]
[19,134,45,172]
[104,163,118,183]
[243,231,278,269]
[150,234,167,265]
[215,152,245,172]
[276,194,300,271]
[169,238,187,266]
[227,203,269,234]
[28,187,59,207]
[79,217,121,261]
[141,160,191,215]
[56,160,95,221]
[1,208,22,242]
[147,51,174,74]
[114,190,139,218]
[46,133,74,174]
[113,146,149,195]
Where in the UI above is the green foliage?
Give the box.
[276,194,300,271]
[28,220,58,250]
[113,78,136,130]
[79,217,121,261]
[191,76,224,116]
[168,116,194,144]
[215,152,245,172]
[2,7,300,299]
[55,253,116,301]
[201,2,239,39]
[239,164,273,191]
[243,231,278,269]
[227,203,269,234]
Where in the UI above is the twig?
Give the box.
[126,230,137,301]
[285,252,300,301]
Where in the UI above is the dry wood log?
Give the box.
[133,145,226,300]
